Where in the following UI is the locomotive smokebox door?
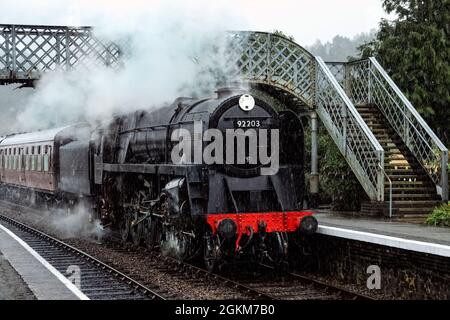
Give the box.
[163,178,187,216]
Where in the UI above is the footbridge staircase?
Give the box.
[0,25,448,216]
[227,32,447,216]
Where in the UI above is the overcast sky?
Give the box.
[0,0,392,45]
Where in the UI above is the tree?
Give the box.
[359,0,450,145]
[308,31,377,61]
[272,30,295,42]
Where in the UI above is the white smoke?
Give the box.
[0,0,249,133]
[47,204,105,240]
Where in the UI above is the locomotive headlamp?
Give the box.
[298,216,318,235]
[218,219,237,239]
[239,94,255,111]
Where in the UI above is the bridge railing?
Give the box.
[0,24,122,81]
[227,31,316,107]
[226,33,386,201]
[316,57,385,201]
[339,58,448,201]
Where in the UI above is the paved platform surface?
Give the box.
[316,212,450,257]
[0,250,35,300]
[0,223,85,300]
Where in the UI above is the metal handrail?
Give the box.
[337,57,448,201]
[316,57,385,201]
[369,58,447,152]
[368,68,434,150]
[317,57,383,151]
[378,163,393,218]
[369,57,448,200]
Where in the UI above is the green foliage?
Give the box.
[305,127,367,211]
[426,203,450,227]
[359,0,450,145]
[272,30,295,42]
[308,31,377,61]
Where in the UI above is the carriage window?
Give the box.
[31,154,36,171]
[14,149,18,170]
[9,149,13,169]
[43,154,49,172]
[25,154,30,171]
[37,154,42,172]
[18,149,23,170]
[43,145,50,172]
[7,150,11,170]
[48,146,52,169]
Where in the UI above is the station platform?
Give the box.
[315,212,450,258]
[0,223,88,300]
[0,250,35,300]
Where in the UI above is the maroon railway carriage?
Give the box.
[0,124,92,203]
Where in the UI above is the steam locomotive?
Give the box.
[0,88,317,271]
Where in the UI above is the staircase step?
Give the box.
[390,193,436,198]
[387,186,433,192]
[390,181,429,186]
[384,161,412,166]
[392,200,440,207]
[384,149,403,155]
[385,167,423,173]
[395,207,435,215]
[388,176,428,182]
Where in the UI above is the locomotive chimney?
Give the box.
[215,86,246,99]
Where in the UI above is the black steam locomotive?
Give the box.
[0,88,317,271]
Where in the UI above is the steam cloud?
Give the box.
[0,0,249,134]
[47,204,105,240]
[0,1,250,240]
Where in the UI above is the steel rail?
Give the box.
[0,199,274,300]
[0,199,374,300]
[0,212,166,300]
[258,263,376,300]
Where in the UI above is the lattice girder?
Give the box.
[0,24,122,80]
[226,32,316,107]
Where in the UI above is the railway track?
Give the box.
[0,213,166,300]
[242,264,375,300]
[0,200,375,300]
[0,201,274,300]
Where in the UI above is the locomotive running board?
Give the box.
[94,161,206,183]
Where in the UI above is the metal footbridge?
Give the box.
[0,24,447,214]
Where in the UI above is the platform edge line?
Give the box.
[0,223,90,300]
[318,225,450,258]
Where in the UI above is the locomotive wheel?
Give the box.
[130,213,144,247]
[270,232,289,273]
[119,215,131,243]
[144,216,160,250]
[204,232,220,272]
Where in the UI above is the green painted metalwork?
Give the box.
[1,25,446,202]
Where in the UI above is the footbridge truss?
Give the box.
[0,24,447,208]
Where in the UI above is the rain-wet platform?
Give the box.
[315,212,450,258]
[0,222,85,300]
